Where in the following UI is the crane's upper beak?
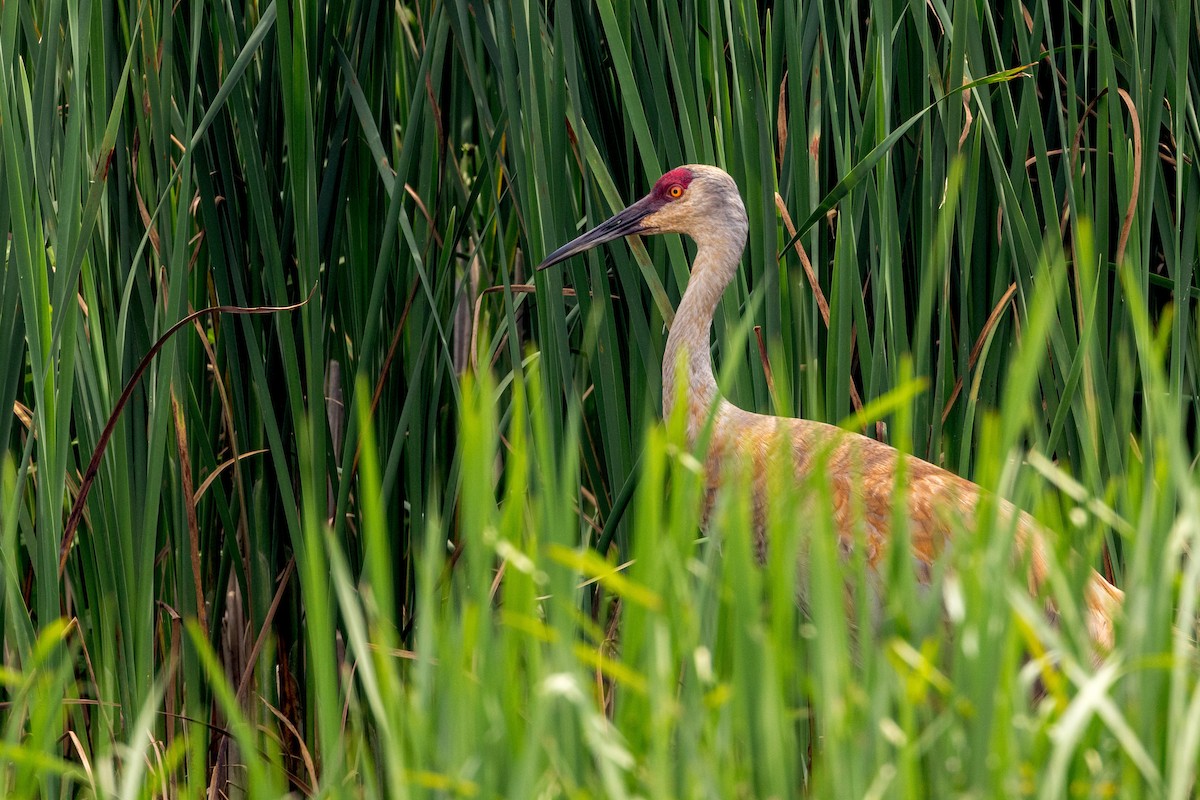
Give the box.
[537,195,659,271]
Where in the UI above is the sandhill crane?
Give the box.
[538,164,1122,654]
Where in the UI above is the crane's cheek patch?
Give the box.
[652,167,695,201]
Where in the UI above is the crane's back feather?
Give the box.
[704,401,1122,653]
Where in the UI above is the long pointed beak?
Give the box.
[537,195,659,271]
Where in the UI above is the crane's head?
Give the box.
[537,165,747,271]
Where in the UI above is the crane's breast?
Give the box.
[701,403,980,574]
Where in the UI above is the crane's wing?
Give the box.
[706,404,1120,653]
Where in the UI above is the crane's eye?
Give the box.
[668,185,684,199]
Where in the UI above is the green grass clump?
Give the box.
[2,0,1199,796]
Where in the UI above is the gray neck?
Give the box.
[662,227,746,439]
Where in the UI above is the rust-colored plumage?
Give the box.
[540,164,1121,653]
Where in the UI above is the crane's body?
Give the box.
[539,164,1121,653]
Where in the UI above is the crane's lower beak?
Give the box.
[537,196,658,271]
